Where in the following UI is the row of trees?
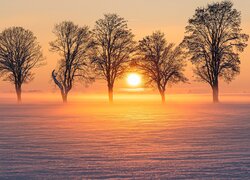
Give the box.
[0,1,248,103]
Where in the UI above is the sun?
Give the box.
[127,73,141,87]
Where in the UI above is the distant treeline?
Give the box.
[0,1,248,103]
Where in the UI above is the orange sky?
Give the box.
[0,0,250,94]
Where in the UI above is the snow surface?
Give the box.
[0,96,250,179]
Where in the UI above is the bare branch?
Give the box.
[50,21,94,102]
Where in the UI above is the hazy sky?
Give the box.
[0,0,250,94]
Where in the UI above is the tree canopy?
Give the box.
[91,13,136,102]
[0,27,44,102]
[183,1,249,102]
[137,31,187,103]
[50,21,94,102]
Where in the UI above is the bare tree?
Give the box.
[136,31,187,103]
[0,27,44,103]
[182,1,249,103]
[91,13,136,102]
[50,21,94,103]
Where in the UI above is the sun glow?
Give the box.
[127,73,141,87]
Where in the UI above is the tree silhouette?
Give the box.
[183,1,249,103]
[50,21,94,103]
[0,27,44,103]
[91,13,136,102]
[136,31,187,103]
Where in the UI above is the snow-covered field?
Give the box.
[0,94,250,179]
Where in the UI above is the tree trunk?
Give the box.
[15,84,22,103]
[160,91,166,104]
[108,85,113,103]
[212,82,219,103]
[61,91,68,103]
